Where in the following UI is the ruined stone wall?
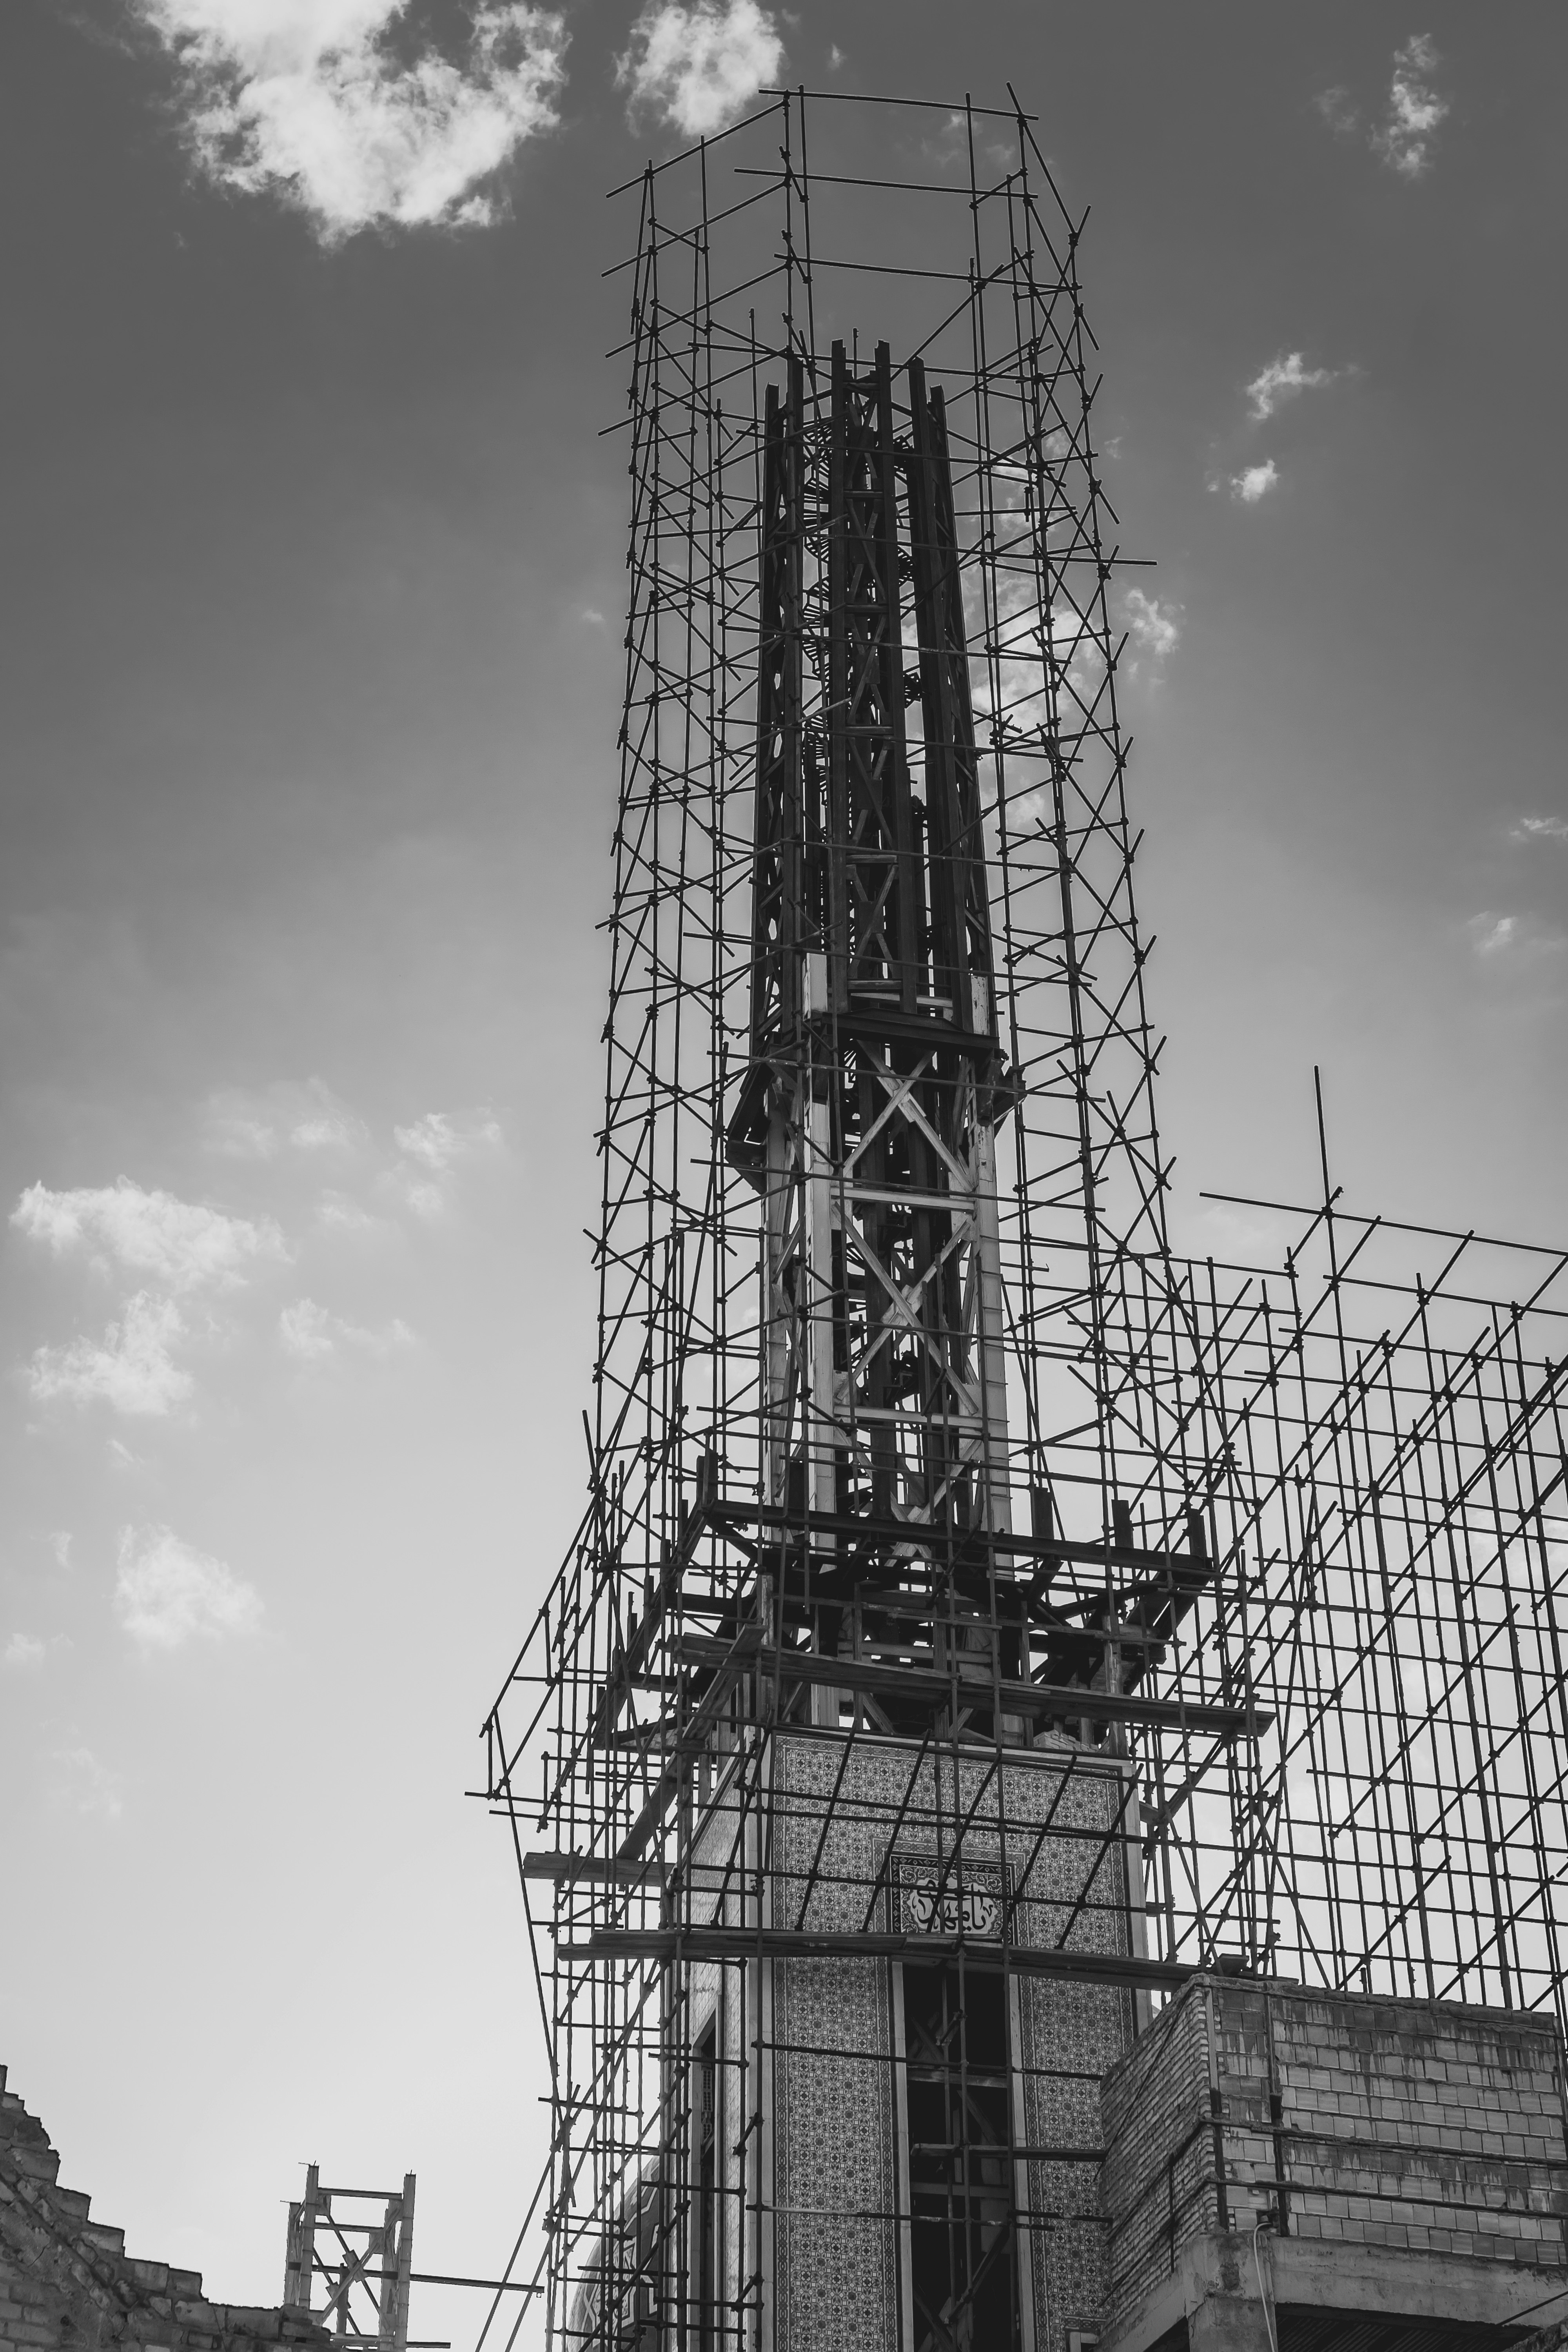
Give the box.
[1100,1979,1568,2332]
[0,2066,329,2352]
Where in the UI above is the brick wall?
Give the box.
[1100,1979,1568,2330]
[1100,1979,1227,2323]
[0,2065,330,2352]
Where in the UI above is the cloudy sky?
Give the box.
[2,0,1564,2339]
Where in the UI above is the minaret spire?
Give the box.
[731,341,1013,1601]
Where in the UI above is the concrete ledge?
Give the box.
[1103,2231,1568,2352]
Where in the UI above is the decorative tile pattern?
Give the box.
[771,1736,901,2352]
[774,1951,900,2352]
[766,1731,1138,2352]
[1017,1975,1135,2352]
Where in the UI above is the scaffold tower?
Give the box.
[481,88,1568,2352]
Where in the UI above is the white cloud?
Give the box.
[968,572,1104,748]
[384,1102,510,1221]
[1245,351,1340,423]
[12,1178,285,1292]
[50,1747,123,1821]
[1467,911,1568,962]
[1229,461,1279,505]
[314,1189,393,1238]
[1373,34,1448,178]
[617,0,782,138]
[133,0,568,242]
[579,607,606,626]
[393,1106,503,1174]
[279,1297,414,1360]
[1315,86,1359,137]
[1511,815,1568,845]
[107,1437,143,1471]
[114,1524,263,1653]
[1470,913,1519,958]
[26,1292,192,1418]
[50,1532,72,1570]
[1122,588,1181,665]
[291,1112,348,1150]
[201,1100,276,1158]
[279,1297,335,1360]
[5,1632,45,1672]
[204,1078,367,1159]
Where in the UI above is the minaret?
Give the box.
[675,342,1181,2352]
[493,90,1568,2352]
[501,96,1233,2352]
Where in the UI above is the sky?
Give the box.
[1,0,1566,2343]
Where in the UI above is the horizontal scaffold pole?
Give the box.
[674,1634,1269,1738]
[708,1498,1212,1586]
[554,1924,1197,1990]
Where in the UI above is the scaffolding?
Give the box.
[284,2169,417,2350]
[480,89,1568,2352]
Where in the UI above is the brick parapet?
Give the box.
[1,2064,330,2352]
[1099,1980,1568,2332]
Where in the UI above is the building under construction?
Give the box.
[481,90,1568,2352]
